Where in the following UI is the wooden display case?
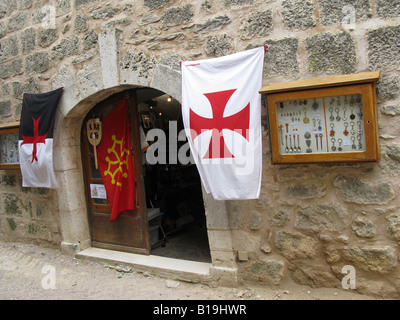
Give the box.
[259,71,381,164]
[0,121,20,170]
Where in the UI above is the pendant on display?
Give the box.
[329,107,334,121]
[351,136,356,149]
[279,124,284,145]
[350,106,356,120]
[331,138,336,151]
[350,121,355,135]
[338,138,343,151]
[285,135,289,153]
[357,121,363,135]
[330,123,335,137]
[342,106,347,121]
[343,122,349,136]
[312,98,319,110]
[303,109,309,124]
[319,134,323,150]
[358,105,363,119]
[335,108,341,121]
[297,135,301,153]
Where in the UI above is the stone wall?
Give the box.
[0,0,399,297]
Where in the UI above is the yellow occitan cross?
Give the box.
[104,135,130,189]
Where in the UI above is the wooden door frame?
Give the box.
[80,89,150,254]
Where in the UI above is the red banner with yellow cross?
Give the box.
[96,97,135,221]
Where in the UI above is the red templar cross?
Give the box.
[190,89,250,159]
[21,117,47,163]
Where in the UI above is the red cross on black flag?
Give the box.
[18,87,63,188]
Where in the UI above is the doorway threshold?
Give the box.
[76,247,212,283]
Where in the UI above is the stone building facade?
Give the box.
[0,0,399,297]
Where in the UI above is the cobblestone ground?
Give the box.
[0,240,378,300]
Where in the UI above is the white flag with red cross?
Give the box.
[181,47,264,200]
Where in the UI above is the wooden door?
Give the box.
[81,90,149,254]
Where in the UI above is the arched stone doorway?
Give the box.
[51,30,238,283]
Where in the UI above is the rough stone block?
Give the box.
[367,25,400,71]
[144,0,172,11]
[52,38,79,59]
[74,15,88,32]
[159,53,182,71]
[285,183,325,199]
[275,231,319,260]
[386,213,400,241]
[0,0,17,19]
[0,35,19,63]
[295,203,347,234]
[0,174,16,187]
[191,15,231,34]
[0,100,12,117]
[271,210,289,227]
[306,31,356,74]
[91,7,120,20]
[12,78,40,99]
[263,38,299,77]
[7,12,29,32]
[26,52,50,74]
[376,76,399,101]
[0,21,6,38]
[379,143,400,176]
[139,15,160,26]
[282,0,315,30]
[351,216,376,238]
[377,0,400,18]
[75,0,98,8]
[223,0,254,7]
[21,28,36,54]
[0,59,22,79]
[292,265,338,288]
[239,10,273,39]
[162,4,194,28]
[205,34,233,57]
[19,0,32,10]
[342,245,398,273]
[120,50,155,87]
[246,258,285,284]
[333,174,395,205]
[249,211,261,230]
[318,0,372,26]
[83,29,98,51]
[38,28,58,48]
[4,195,22,216]
[382,105,400,116]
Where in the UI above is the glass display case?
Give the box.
[260,72,380,164]
[0,122,20,169]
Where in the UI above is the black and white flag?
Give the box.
[18,88,63,188]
